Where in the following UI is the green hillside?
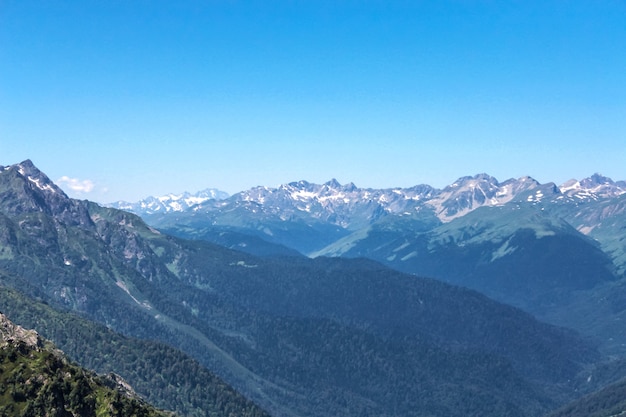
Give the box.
[546,378,626,417]
[0,160,620,417]
[0,312,170,417]
[0,285,270,417]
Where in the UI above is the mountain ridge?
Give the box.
[0,159,613,417]
[112,171,626,268]
[113,188,230,214]
[0,311,172,417]
[100,162,626,357]
[108,172,626,224]
[0,286,272,417]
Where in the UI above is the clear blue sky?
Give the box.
[1,1,625,202]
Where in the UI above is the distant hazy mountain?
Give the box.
[119,173,624,223]
[559,173,626,200]
[124,173,626,253]
[110,188,229,214]
[0,159,613,417]
[125,172,626,282]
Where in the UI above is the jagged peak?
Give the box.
[473,173,498,181]
[1,159,37,174]
[286,180,313,188]
[103,169,626,225]
[447,173,499,189]
[2,160,66,197]
[499,176,540,191]
[343,182,358,192]
[405,183,438,194]
[559,173,626,198]
[561,173,614,189]
[108,187,229,214]
[3,159,36,177]
[516,175,540,183]
[323,178,342,189]
[17,158,37,170]
[581,173,615,187]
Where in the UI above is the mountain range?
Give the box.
[3,160,626,416]
[111,172,626,356]
[110,173,626,226]
[114,188,230,214]
[110,173,626,271]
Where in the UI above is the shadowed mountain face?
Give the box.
[319,206,616,311]
[0,160,613,417]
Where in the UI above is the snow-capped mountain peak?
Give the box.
[109,188,229,214]
[426,174,539,221]
[2,159,65,196]
[559,174,626,200]
[108,173,626,229]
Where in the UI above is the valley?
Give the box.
[2,160,626,416]
[118,172,626,355]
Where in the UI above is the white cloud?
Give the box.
[57,176,95,194]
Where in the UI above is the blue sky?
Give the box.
[1,1,625,202]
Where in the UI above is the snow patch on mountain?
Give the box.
[108,172,626,230]
[526,190,545,203]
[3,160,65,196]
[27,175,58,194]
[491,238,517,261]
[426,174,540,222]
[560,174,626,199]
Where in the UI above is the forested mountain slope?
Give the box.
[0,312,171,417]
[0,160,619,417]
[546,378,626,417]
[0,285,270,417]
[123,173,626,355]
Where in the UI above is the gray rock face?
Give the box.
[0,312,42,348]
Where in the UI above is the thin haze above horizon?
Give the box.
[1,1,625,202]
